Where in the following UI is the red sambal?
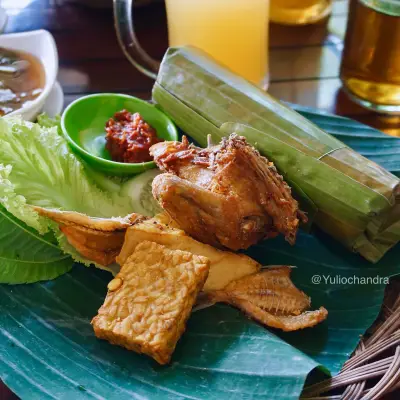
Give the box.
[105,110,163,163]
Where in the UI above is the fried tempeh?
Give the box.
[92,241,209,364]
[206,267,328,332]
[117,217,260,292]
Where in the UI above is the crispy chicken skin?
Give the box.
[150,134,306,251]
[92,241,209,364]
[206,267,328,332]
[33,207,145,266]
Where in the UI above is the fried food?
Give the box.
[206,267,328,332]
[33,207,143,231]
[34,207,145,266]
[117,217,260,292]
[33,207,259,289]
[92,241,209,364]
[150,134,306,251]
[59,225,126,266]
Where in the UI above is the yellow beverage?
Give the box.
[270,0,332,25]
[340,0,400,113]
[165,0,269,86]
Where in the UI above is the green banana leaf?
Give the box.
[1,106,400,400]
[152,47,400,263]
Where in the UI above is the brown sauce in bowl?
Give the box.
[0,48,45,116]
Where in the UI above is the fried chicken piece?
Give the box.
[92,241,209,364]
[205,267,328,332]
[150,134,306,251]
[33,207,145,266]
[117,217,260,292]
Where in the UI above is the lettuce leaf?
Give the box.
[36,113,62,132]
[0,205,72,284]
[0,117,134,284]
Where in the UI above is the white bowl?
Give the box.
[0,30,58,121]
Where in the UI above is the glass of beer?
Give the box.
[340,0,400,114]
[270,0,333,25]
[113,0,270,87]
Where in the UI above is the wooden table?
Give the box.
[0,0,399,399]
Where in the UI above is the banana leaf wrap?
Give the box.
[152,46,400,263]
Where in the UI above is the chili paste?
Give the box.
[105,110,163,163]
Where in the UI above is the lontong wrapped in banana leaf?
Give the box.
[152,46,400,263]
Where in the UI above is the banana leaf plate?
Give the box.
[1,104,400,400]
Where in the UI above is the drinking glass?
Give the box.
[270,0,333,25]
[340,0,400,114]
[113,0,270,87]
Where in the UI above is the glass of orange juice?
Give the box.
[113,0,270,87]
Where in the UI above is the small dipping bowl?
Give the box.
[61,93,178,175]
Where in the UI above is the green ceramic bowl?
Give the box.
[61,93,178,175]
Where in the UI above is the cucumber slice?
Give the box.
[121,169,163,217]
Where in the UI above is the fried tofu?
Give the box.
[92,241,209,364]
[34,208,259,290]
[117,218,260,292]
